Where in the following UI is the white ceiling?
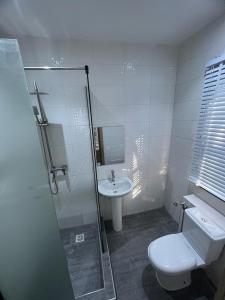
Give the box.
[0,0,225,45]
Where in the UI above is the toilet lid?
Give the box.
[148,233,196,274]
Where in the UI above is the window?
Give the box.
[190,56,225,202]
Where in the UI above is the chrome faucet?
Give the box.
[111,169,115,183]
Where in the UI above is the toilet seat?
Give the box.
[148,233,197,274]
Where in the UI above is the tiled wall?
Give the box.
[19,37,177,224]
[90,44,177,218]
[165,15,225,286]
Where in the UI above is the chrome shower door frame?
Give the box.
[24,65,116,300]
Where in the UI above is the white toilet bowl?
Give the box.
[148,207,225,291]
[148,233,204,290]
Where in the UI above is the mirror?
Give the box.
[94,126,125,166]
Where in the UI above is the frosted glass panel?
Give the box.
[0,39,74,300]
[25,67,103,297]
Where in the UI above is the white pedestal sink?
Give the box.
[98,177,133,232]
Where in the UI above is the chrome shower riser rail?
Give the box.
[32,80,61,194]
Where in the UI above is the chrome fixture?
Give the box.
[173,201,189,232]
[173,201,188,210]
[31,81,67,195]
[111,170,115,183]
[24,66,85,71]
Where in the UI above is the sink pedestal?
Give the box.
[98,176,133,232]
[111,197,122,232]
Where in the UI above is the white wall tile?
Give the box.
[91,84,125,106]
[125,105,149,123]
[92,105,125,126]
[149,136,171,165]
[48,125,71,147]
[151,67,177,86]
[123,44,152,66]
[151,45,177,67]
[172,120,197,140]
[149,120,172,137]
[173,100,200,121]
[58,40,93,66]
[92,43,124,65]
[124,83,150,105]
[20,36,177,222]
[174,77,203,103]
[150,83,175,104]
[124,66,151,86]
[44,105,68,125]
[68,107,89,126]
[169,136,193,160]
[19,37,61,64]
[125,122,150,170]
[150,103,173,121]
[92,64,124,85]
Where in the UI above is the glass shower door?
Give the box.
[0,39,74,300]
[24,66,104,298]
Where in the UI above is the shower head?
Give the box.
[32,81,48,124]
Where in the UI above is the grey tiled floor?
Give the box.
[60,223,103,298]
[105,208,215,300]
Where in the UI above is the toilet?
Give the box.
[148,207,225,291]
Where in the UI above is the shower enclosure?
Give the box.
[0,38,115,300]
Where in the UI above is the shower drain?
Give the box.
[75,233,85,243]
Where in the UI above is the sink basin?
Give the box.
[98,176,133,198]
[98,176,134,232]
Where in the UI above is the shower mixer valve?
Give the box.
[51,165,67,177]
